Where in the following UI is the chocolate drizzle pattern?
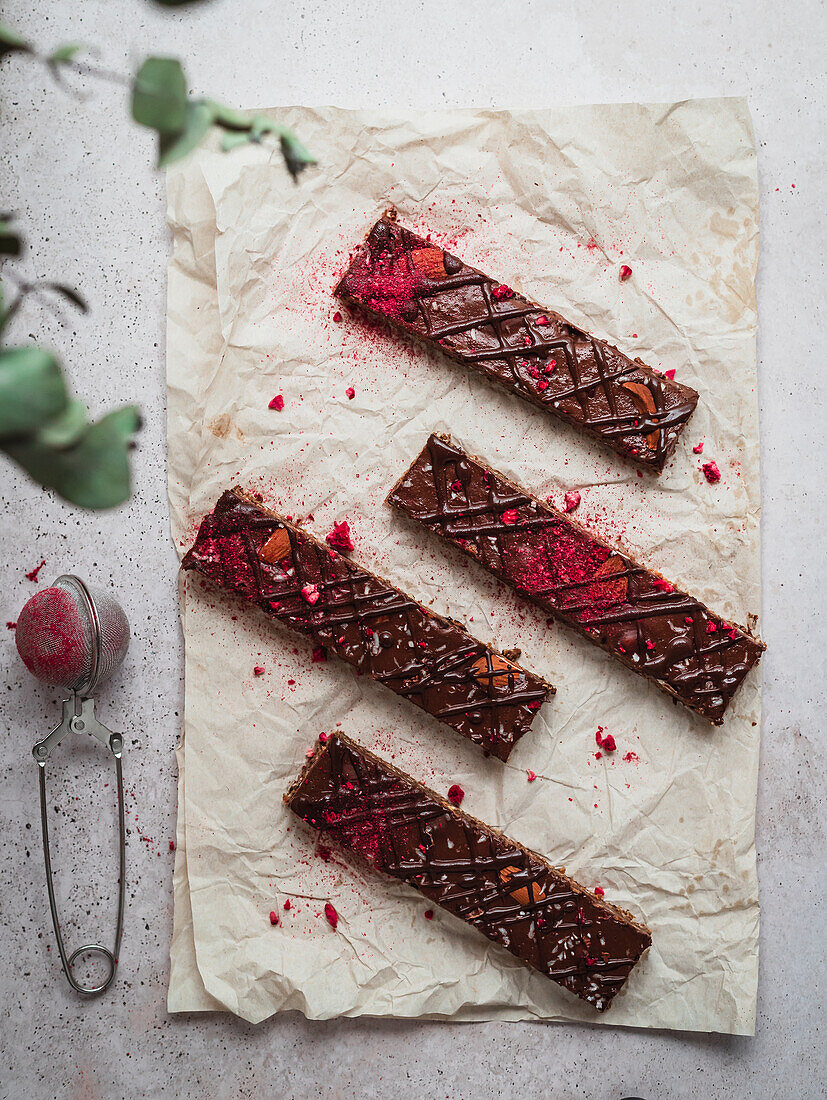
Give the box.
[387,435,765,724]
[336,214,699,473]
[286,732,652,1011]
[182,489,552,760]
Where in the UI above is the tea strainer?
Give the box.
[16,575,130,996]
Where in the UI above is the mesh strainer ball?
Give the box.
[16,575,129,695]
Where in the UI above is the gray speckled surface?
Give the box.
[0,2,824,1097]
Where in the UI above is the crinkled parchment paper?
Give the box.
[165,101,761,1032]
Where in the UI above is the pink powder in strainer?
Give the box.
[15,586,91,688]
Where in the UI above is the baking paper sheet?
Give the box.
[165,101,761,1032]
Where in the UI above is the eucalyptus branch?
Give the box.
[0,7,314,510]
[0,268,88,333]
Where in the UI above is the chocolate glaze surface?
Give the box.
[286,732,652,1012]
[182,489,552,760]
[336,214,699,473]
[387,435,765,724]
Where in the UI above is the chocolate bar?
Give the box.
[286,731,652,1011]
[387,435,764,724]
[182,488,552,760]
[335,212,698,473]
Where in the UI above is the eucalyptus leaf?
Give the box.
[158,100,212,167]
[37,398,88,448]
[49,42,83,63]
[220,131,252,153]
[0,22,31,62]
[132,57,188,134]
[203,99,251,130]
[248,115,279,142]
[0,347,68,438]
[3,404,141,509]
[280,130,317,181]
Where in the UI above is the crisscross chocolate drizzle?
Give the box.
[182,489,553,760]
[387,435,764,724]
[286,731,652,1011]
[335,213,698,473]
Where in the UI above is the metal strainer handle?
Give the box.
[33,699,126,997]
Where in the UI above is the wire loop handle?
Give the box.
[33,697,126,996]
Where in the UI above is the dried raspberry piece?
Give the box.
[526,770,537,782]
[537,379,549,391]
[345,386,355,400]
[594,885,605,897]
[168,840,176,852]
[601,734,617,753]
[269,910,279,926]
[269,394,285,411]
[702,460,721,484]
[536,314,549,325]
[693,441,704,454]
[492,284,514,300]
[324,901,339,930]
[619,264,633,281]
[501,509,519,525]
[318,845,332,862]
[301,583,320,605]
[663,369,676,381]
[25,559,46,582]
[527,701,541,711]
[595,727,604,747]
[332,310,342,323]
[6,621,17,630]
[447,784,464,806]
[283,899,292,911]
[311,646,327,663]
[563,490,581,513]
[706,621,718,634]
[326,520,354,553]
[424,909,434,920]
[253,665,265,676]
[319,732,329,743]
[651,578,674,593]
